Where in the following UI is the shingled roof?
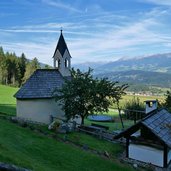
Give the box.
[14,69,64,99]
[53,31,71,58]
[114,109,171,148]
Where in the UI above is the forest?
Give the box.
[0,46,45,87]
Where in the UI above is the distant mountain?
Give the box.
[73,61,107,72]
[96,70,171,88]
[94,53,171,74]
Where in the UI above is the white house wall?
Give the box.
[17,98,64,124]
[168,149,171,164]
[129,144,163,167]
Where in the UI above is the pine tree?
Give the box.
[23,57,40,83]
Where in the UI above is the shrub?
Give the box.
[124,97,145,120]
[162,90,171,112]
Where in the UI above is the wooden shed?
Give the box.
[114,109,171,168]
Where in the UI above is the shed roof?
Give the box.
[14,69,64,99]
[114,109,171,148]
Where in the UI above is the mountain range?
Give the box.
[73,53,171,90]
[95,53,171,74]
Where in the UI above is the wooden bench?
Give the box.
[91,123,109,130]
[78,125,109,139]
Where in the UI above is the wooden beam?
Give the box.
[163,144,168,168]
[126,137,129,158]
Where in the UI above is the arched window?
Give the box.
[58,59,61,68]
[65,59,68,68]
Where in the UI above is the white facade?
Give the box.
[53,49,71,77]
[17,98,65,124]
[129,144,164,167]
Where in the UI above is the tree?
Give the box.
[124,97,145,120]
[54,68,128,125]
[23,57,40,83]
[163,90,171,112]
[18,53,27,85]
[44,64,52,69]
[0,47,6,84]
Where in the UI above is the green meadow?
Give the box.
[0,84,18,115]
[111,94,164,109]
[0,118,134,171]
[0,84,136,171]
[0,84,165,170]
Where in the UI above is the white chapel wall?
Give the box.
[17,98,65,124]
[53,49,71,77]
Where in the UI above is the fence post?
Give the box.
[50,115,53,123]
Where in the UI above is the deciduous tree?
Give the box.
[54,68,128,125]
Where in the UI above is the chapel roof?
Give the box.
[14,69,64,99]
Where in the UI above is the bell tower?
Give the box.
[53,30,71,77]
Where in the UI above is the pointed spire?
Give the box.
[53,29,69,57]
[53,29,72,76]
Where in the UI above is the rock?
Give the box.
[133,163,138,168]
[104,151,110,158]
[82,144,89,151]
[0,162,31,171]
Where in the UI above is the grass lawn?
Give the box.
[0,118,134,171]
[85,119,134,131]
[111,94,164,109]
[0,84,18,115]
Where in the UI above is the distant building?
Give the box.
[114,101,171,168]
[14,30,71,124]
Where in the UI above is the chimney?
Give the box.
[145,100,158,114]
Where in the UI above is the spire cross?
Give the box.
[60,27,63,34]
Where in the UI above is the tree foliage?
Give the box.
[54,68,128,125]
[163,90,171,112]
[124,97,145,120]
[124,97,145,111]
[23,57,40,83]
[0,46,40,87]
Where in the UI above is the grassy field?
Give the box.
[0,84,136,171]
[0,84,18,115]
[0,84,164,116]
[0,84,166,170]
[85,119,134,131]
[0,118,134,171]
[111,94,164,109]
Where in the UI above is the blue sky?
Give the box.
[0,0,171,65]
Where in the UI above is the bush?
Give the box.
[124,97,145,120]
[162,90,171,112]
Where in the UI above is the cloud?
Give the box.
[1,6,171,64]
[141,0,171,6]
[42,0,82,13]
[3,41,55,65]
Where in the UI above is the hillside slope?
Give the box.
[96,70,171,88]
[0,85,18,115]
[0,118,133,171]
[95,53,171,74]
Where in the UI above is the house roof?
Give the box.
[14,69,64,99]
[114,109,171,148]
[53,31,71,58]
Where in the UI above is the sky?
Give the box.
[0,0,171,65]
